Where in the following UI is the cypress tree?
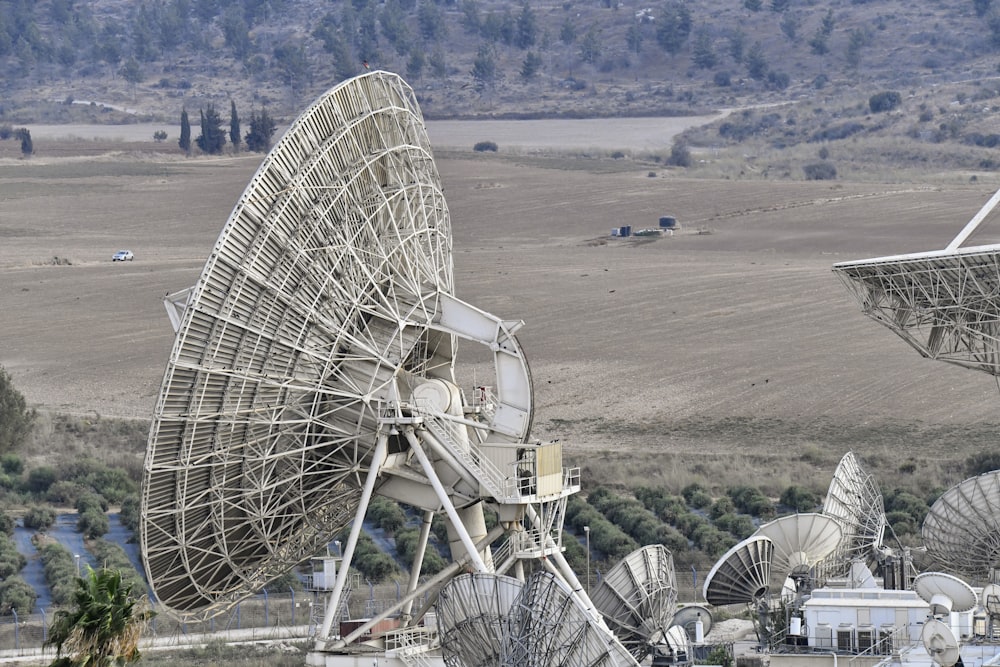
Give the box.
[179,109,191,155]
[229,100,241,153]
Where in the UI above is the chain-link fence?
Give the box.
[0,579,438,660]
[0,589,319,658]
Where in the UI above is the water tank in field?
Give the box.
[659,216,677,228]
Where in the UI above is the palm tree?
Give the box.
[46,566,155,667]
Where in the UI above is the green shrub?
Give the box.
[727,486,775,518]
[667,142,692,167]
[965,452,1000,477]
[0,534,26,579]
[90,538,146,593]
[0,366,36,454]
[869,90,902,113]
[119,493,140,532]
[26,466,57,495]
[0,575,36,615]
[713,513,756,539]
[38,542,78,606]
[780,485,819,511]
[394,528,447,574]
[473,140,498,152]
[77,508,109,539]
[709,497,735,519]
[75,491,107,514]
[368,497,406,534]
[0,453,23,475]
[682,483,712,509]
[46,480,89,505]
[0,512,13,536]
[803,162,837,180]
[23,505,57,531]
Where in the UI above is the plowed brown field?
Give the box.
[3,137,999,492]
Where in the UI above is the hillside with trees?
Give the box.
[2,0,1000,124]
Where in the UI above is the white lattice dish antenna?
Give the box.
[506,571,639,667]
[138,70,598,665]
[921,618,962,667]
[753,513,843,579]
[590,545,679,662]
[437,572,524,667]
[703,535,774,606]
[670,604,713,642]
[822,451,887,565]
[833,186,1000,376]
[922,471,1000,579]
[913,572,978,616]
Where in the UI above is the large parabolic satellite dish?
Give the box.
[922,470,1000,580]
[822,451,886,567]
[833,187,1000,375]
[140,70,612,661]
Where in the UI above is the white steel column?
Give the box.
[403,427,489,573]
[315,432,389,649]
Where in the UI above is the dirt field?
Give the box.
[3,131,1000,494]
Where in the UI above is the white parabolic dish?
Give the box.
[753,513,843,578]
[913,572,978,615]
[922,470,1000,579]
[703,535,773,606]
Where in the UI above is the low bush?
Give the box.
[0,575,35,615]
[368,497,406,534]
[803,162,838,180]
[38,541,77,606]
[473,140,498,152]
[869,90,902,113]
[90,538,146,593]
[809,122,865,142]
[0,534,26,579]
[394,527,447,574]
[781,485,819,511]
[77,507,109,539]
[23,505,57,530]
[727,486,775,518]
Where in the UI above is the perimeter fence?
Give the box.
[0,580,423,658]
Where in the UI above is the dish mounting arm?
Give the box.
[432,292,533,441]
[946,185,1000,250]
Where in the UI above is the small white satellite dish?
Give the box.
[921,618,961,667]
[671,604,713,643]
[913,572,978,616]
[982,582,1000,617]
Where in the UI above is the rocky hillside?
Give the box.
[2,0,1000,123]
[6,0,1000,179]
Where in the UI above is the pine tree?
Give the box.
[14,128,32,158]
[245,108,277,153]
[692,29,717,69]
[179,109,191,155]
[229,100,241,153]
[520,51,542,79]
[196,104,226,154]
[471,44,498,91]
